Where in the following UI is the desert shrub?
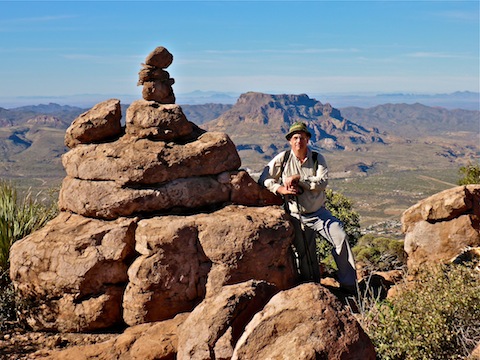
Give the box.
[0,269,33,332]
[324,188,361,247]
[316,189,361,269]
[0,180,58,272]
[0,270,18,331]
[458,162,480,185]
[0,180,58,332]
[359,264,480,360]
[352,234,406,272]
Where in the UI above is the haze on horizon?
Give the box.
[0,0,478,107]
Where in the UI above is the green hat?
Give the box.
[285,122,312,140]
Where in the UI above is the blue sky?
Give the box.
[0,0,479,103]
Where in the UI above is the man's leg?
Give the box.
[290,215,321,282]
[302,208,357,289]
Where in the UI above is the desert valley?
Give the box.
[0,91,478,231]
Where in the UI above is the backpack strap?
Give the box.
[279,150,291,182]
[312,151,318,173]
[279,150,318,179]
[279,150,292,213]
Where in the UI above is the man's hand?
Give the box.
[277,175,301,195]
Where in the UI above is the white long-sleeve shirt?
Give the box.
[259,148,329,214]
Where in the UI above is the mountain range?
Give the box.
[0,92,478,227]
[201,93,388,169]
[1,90,478,110]
[200,92,478,173]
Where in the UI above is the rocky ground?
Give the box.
[0,329,117,359]
[0,277,359,359]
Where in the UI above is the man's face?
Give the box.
[288,132,310,152]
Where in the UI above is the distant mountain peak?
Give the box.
[26,115,66,128]
[237,92,325,111]
[203,92,384,152]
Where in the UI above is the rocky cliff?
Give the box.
[201,91,389,173]
[203,91,386,152]
[8,46,376,359]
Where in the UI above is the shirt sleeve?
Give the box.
[258,152,286,195]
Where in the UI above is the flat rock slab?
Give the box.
[62,131,241,185]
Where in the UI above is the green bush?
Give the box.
[458,162,480,185]
[324,188,361,248]
[316,189,361,270]
[0,180,58,272]
[352,234,406,272]
[359,264,480,360]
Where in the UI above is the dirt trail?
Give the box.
[417,175,457,187]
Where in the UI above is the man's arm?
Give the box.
[298,153,329,192]
[259,152,300,196]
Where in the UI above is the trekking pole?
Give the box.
[295,196,317,282]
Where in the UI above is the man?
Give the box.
[259,122,357,294]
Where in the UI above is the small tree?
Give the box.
[317,189,361,268]
[458,162,480,185]
[324,188,361,247]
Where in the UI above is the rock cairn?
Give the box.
[9,46,376,359]
[138,46,176,104]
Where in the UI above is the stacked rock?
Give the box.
[64,98,123,148]
[138,46,176,104]
[10,46,291,332]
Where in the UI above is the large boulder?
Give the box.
[402,185,480,271]
[9,212,136,332]
[231,283,376,360]
[402,185,480,230]
[176,280,278,360]
[123,205,297,325]
[42,283,378,360]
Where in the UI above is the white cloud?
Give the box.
[406,52,471,59]
[434,10,479,22]
[202,48,360,55]
[60,53,142,64]
[0,15,75,25]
